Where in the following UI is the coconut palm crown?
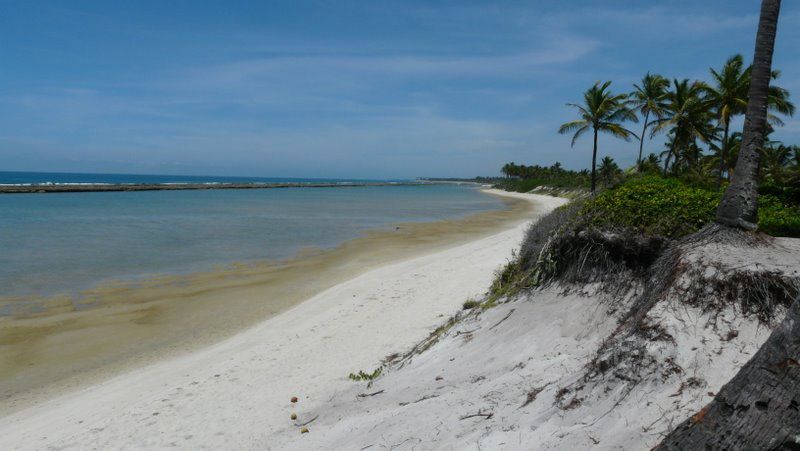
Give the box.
[652,78,715,175]
[558,81,638,193]
[705,54,795,187]
[630,72,669,165]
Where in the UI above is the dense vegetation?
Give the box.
[582,177,720,238]
[497,53,800,237]
[581,176,800,238]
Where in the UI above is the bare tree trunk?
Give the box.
[657,295,800,449]
[591,127,598,193]
[637,110,650,166]
[716,121,730,189]
[716,0,781,229]
[663,140,676,177]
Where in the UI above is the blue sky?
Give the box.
[1,1,799,179]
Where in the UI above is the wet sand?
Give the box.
[0,189,533,415]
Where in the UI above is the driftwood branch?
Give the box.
[293,414,319,427]
[459,411,494,420]
[398,394,439,406]
[357,390,385,398]
[489,309,516,330]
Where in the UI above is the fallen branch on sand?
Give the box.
[489,309,515,330]
[398,394,439,406]
[520,382,552,408]
[293,415,319,427]
[357,390,385,398]
[459,411,494,420]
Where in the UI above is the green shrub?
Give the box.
[759,195,800,238]
[462,299,481,310]
[578,176,800,238]
[760,180,800,207]
[581,176,721,238]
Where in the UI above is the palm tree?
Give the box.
[652,79,715,175]
[764,69,795,127]
[761,142,793,184]
[716,0,781,229]
[660,7,800,448]
[787,146,800,190]
[597,156,622,187]
[630,73,669,165]
[705,55,749,187]
[705,54,795,188]
[637,153,662,174]
[558,81,638,193]
[706,131,742,181]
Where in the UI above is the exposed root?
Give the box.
[669,262,798,324]
[514,199,664,304]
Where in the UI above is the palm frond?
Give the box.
[569,125,591,147]
[558,120,589,135]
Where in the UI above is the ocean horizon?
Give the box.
[0,170,405,186]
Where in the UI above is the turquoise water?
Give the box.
[0,184,502,299]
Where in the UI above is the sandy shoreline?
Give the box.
[0,188,532,413]
[0,189,564,448]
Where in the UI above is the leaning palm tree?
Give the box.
[630,73,669,165]
[660,5,800,449]
[652,79,715,175]
[558,81,638,193]
[715,0,781,229]
[705,54,795,188]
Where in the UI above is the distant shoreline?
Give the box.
[0,181,436,194]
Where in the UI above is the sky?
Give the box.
[1,1,799,179]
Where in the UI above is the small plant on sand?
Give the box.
[348,367,383,381]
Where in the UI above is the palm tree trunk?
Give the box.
[672,150,680,173]
[637,110,650,166]
[716,0,781,229]
[716,121,730,189]
[663,140,676,177]
[657,295,800,449]
[591,127,598,193]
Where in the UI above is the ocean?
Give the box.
[0,171,389,186]
[0,172,501,300]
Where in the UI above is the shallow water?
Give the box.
[0,187,533,414]
[0,183,501,300]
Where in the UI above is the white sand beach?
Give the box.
[0,190,567,449]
